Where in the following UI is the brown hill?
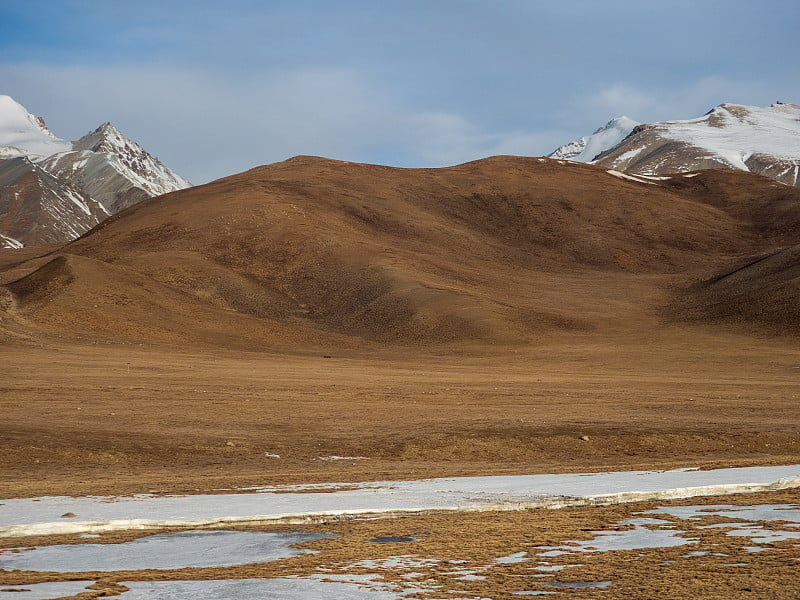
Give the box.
[673,243,800,333]
[2,156,800,348]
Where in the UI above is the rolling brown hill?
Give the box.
[2,155,799,348]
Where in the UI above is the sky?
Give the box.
[1,0,798,184]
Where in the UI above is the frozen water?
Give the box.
[534,518,695,555]
[0,530,333,572]
[0,581,93,599]
[119,577,407,599]
[648,504,800,524]
[343,556,439,571]
[648,503,800,547]
[3,465,799,538]
[494,551,528,564]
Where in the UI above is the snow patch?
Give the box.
[0,233,23,249]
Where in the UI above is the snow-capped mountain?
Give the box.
[42,123,191,214]
[559,103,800,187]
[0,95,191,247]
[548,116,639,162]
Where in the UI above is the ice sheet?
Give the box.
[2,465,799,538]
[0,581,94,600]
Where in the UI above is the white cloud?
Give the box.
[567,76,800,128]
[399,112,566,165]
[1,62,564,181]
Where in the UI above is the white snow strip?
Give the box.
[634,174,673,181]
[60,187,92,216]
[0,233,23,249]
[606,170,660,185]
[1,465,799,538]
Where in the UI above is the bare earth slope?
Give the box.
[1,156,800,497]
[4,155,799,348]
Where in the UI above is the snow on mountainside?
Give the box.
[42,123,192,213]
[0,96,191,246]
[0,95,71,159]
[593,103,800,186]
[549,116,639,162]
[0,156,108,246]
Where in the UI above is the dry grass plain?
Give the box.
[2,325,799,499]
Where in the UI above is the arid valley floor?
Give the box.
[1,157,799,598]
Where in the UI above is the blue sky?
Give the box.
[2,0,798,183]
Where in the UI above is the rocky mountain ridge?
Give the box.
[0,95,190,247]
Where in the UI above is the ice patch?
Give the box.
[493,551,528,564]
[343,556,440,571]
[533,517,695,555]
[0,530,333,572]
[119,577,408,599]
[0,581,94,599]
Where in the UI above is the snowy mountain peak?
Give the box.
[592,102,800,186]
[42,121,192,213]
[1,95,192,246]
[549,116,639,162]
[0,95,71,158]
[73,121,128,154]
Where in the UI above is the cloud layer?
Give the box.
[2,1,798,183]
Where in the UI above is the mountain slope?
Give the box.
[4,156,799,348]
[594,103,800,186]
[41,123,191,213]
[0,157,108,247]
[0,97,191,246]
[548,116,639,162]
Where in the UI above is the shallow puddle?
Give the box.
[0,530,334,572]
